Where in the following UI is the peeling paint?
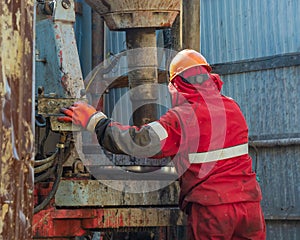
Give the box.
[1,7,21,78]
[0,204,9,235]
[15,10,21,31]
[1,129,13,192]
[0,0,34,239]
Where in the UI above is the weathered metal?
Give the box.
[182,0,200,51]
[0,0,34,239]
[37,97,86,131]
[55,180,179,207]
[84,0,180,125]
[33,1,184,239]
[212,52,300,75]
[92,11,105,68]
[35,0,84,98]
[33,207,185,238]
[83,143,172,166]
[91,11,105,112]
[250,138,300,148]
[126,29,159,126]
[38,97,87,116]
[85,0,181,30]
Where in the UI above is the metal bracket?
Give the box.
[53,0,75,22]
[38,97,87,131]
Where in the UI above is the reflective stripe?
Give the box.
[148,121,168,141]
[189,143,248,164]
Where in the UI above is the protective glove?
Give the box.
[57,101,107,132]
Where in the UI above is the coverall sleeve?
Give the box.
[94,109,182,158]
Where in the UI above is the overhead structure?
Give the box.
[85,0,180,30]
[85,0,181,126]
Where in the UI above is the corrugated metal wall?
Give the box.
[200,0,300,239]
[201,0,300,63]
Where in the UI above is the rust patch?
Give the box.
[0,0,34,239]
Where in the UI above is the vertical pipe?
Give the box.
[76,0,92,79]
[81,1,92,78]
[0,0,34,239]
[92,11,104,67]
[92,10,105,112]
[182,0,200,51]
[126,28,158,126]
[171,14,182,51]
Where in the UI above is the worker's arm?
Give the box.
[58,101,182,158]
[94,118,164,157]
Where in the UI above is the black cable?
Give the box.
[34,165,56,183]
[39,118,50,158]
[34,149,58,166]
[34,145,71,183]
[35,113,47,128]
[34,146,64,214]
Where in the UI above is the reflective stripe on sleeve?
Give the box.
[189,143,248,164]
[147,121,168,141]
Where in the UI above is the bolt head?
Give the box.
[62,0,71,9]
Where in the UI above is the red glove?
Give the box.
[58,101,106,131]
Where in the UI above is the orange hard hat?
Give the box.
[169,49,212,81]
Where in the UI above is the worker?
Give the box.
[58,49,266,240]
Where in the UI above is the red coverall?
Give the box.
[94,66,266,239]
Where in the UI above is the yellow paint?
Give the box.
[23,120,34,153]
[24,37,32,55]
[0,5,31,80]
[0,204,9,235]
[0,129,12,196]
[0,1,34,238]
[15,10,21,31]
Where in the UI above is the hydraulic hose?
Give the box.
[35,113,47,128]
[34,161,55,174]
[34,149,58,166]
[34,140,65,214]
[39,117,50,157]
[34,165,56,183]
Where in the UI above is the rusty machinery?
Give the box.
[33,0,184,239]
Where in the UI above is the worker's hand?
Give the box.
[58,101,107,132]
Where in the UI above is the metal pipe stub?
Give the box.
[126,28,158,126]
[84,0,181,30]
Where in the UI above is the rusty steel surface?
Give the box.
[38,97,87,116]
[38,97,86,131]
[33,207,186,238]
[35,0,84,98]
[182,0,200,51]
[0,0,34,239]
[55,180,179,207]
[85,0,181,30]
[126,29,159,126]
